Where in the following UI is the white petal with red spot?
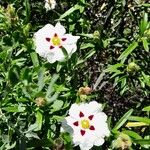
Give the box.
[62,101,110,150]
[34,22,79,63]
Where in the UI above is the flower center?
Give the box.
[81,119,90,129]
[52,34,61,46]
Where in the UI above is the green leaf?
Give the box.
[52,100,64,111]
[34,111,43,131]
[80,43,95,50]
[46,74,59,97]
[76,49,95,65]
[142,37,149,52]
[133,139,150,145]
[2,105,25,112]
[78,33,93,38]
[104,63,124,73]
[38,67,45,92]
[112,109,133,131]
[30,52,39,67]
[128,116,150,124]
[142,4,150,7]
[122,130,142,139]
[24,0,31,23]
[118,41,138,63]
[59,4,82,20]
[139,13,149,35]
[142,106,150,111]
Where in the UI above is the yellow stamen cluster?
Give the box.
[81,119,90,129]
[52,35,61,46]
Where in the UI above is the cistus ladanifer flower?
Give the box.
[62,101,110,150]
[34,22,80,63]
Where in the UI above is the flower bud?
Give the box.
[35,97,46,107]
[79,94,88,102]
[6,4,18,24]
[112,133,132,150]
[93,30,100,39]
[78,86,92,95]
[126,62,140,73]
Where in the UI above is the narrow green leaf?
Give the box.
[128,116,150,124]
[122,130,142,139]
[59,4,81,20]
[34,111,43,131]
[139,13,149,35]
[80,43,95,50]
[38,67,45,92]
[30,52,39,67]
[104,63,123,73]
[118,42,138,62]
[112,109,133,131]
[2,105,25,112]
[142,106,150,111]
[133,139,150,145]
[52,100,64,111]
[142,37,149,52]
[46,74,59,97]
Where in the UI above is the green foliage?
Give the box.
[0,0,150,150]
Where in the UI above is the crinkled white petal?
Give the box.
[88,101,103,114]
[63,44,77,55]
[65,116,76,129]
[92,112,110,137]
[46,52,55,63]
[55,22,66,36]
[62,34,80,45]
[72,130,95,148]
[34,24,55,58]
[94,138,104,146]
[79,142,93,150]
[69,103,81,119]
[35,24,55,38]
[46,48,65,63]
[45,0,56,11]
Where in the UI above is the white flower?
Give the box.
[62,101,110,150]
[45,0,56,11]
[34,22,80,63]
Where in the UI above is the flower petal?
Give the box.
[92,112,110,137]
[63,44,77,55]
[62,34,80,45]
[94,138,104,146]
[79,143,93,150]
[47,47,65,63]
[88,101,103,114]
[69,103,81,119]
[34,24,55,58]
[55,22,66,36]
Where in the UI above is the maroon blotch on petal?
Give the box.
[88,115,94,120]
[89,125,95,130]
[50,45,54,49]
[79,111,84,118]
[73,121,79,126]
[46,38,50,42]
[80,130,86,136]
[62,38,67,41]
